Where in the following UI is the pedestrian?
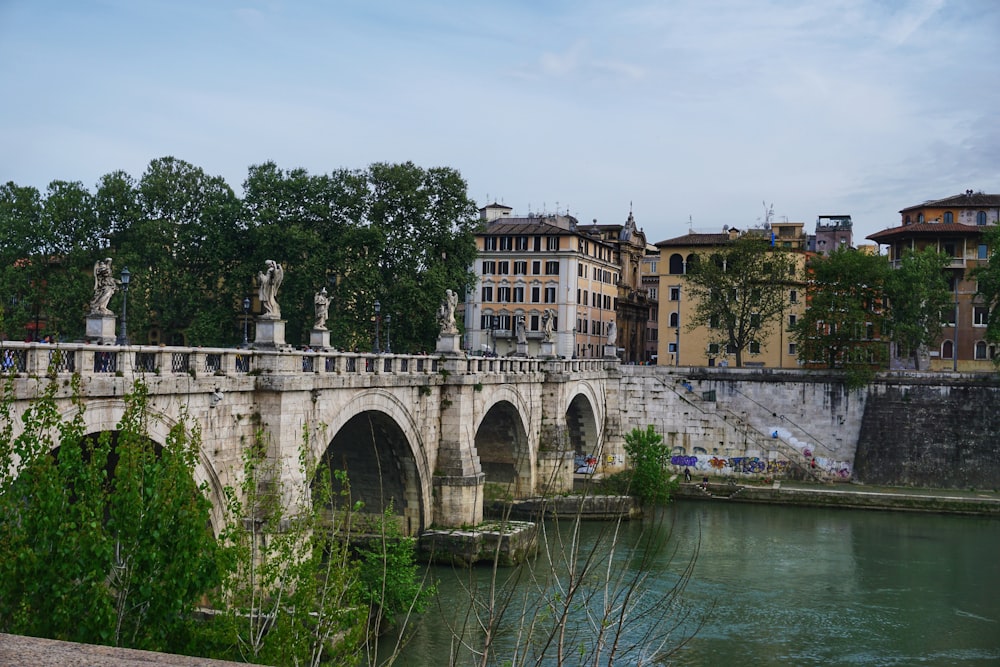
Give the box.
[684,467,692,482]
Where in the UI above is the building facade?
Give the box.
[867,191,1000,371]
[655,223,808,368]
[465,205,620,359]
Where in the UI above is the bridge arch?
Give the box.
[314,390,430,535]
[58,399,227,534]
[565,381,605,461]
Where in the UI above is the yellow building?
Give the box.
[655,223,808,368]
[466,204,621,358]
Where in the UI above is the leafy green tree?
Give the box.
[792,247,890,386]
[885,248,952,369]
[683,233,798,367]
[971,224,1000,365]
[623,425,674,506]
[210,433,368,666]
[0,378,220,653]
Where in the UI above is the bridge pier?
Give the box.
[433,380,485,527]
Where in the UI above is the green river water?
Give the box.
[385,500,1000,666]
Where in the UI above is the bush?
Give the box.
[623,425,675,506]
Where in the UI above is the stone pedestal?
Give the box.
[603,344,619,359]
[86,315,116,345]
[514,341,528,357]
[254,318,287,348]
[436,332,462,355]
[540,340,556,358]
[309,328,330,350]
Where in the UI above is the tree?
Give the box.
[885,248,952,370]
[623,425,674,507]
[683,233,798,367]
[0,378,221,653]
[971,224,1000,365]
[792,247,890,386]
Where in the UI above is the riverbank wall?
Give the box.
[617,367,1000,490]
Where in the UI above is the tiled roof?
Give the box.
[477,220,572,235]
[655,232,731,247]
[867,222,987,242]
[899,192,1000,212]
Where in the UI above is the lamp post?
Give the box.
[491,315,499,356]
[373,300,381,354]
[385,313,392,353]
[242,297,251,348]
[117,266,131,346]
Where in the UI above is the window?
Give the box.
[648,287,658,300]
[513,286,524,303]
[708,343,719,354]
[974,306,988,326]
[942,340,954,359]
[709,314,720,328]
[481,286,493,302]
[578,264,585,277]
[669,253,684,274]
[533,236,541,251]
[918,213,924,223]
[789,314,797,328]
[547,236,559,251]
[726,342,737,354]
[669,312,679,327]
[545,261,559,275]
[514,261,527,275]
[530,314,539,330]
[604,295,612,309]
[531,286,540,303]
[497,314,511,330]
[788,343,797,355]
[482,260,496,274]
[484,236,497,250]
[500,236,512,251]
[648,262,657,273]
[977,211,988,226]
[979,244,989,260]
[749,340,760,354]
[789,289,798,303]
[668,342,677,353]
[943,211,954,224]
[498,261,510,275]
[532,261,541,275]
[544,286,556,303]
[975,341,988,360]
[480,314,491,329]
[866,322,874,339]
[750,313,761,328]
[669,287,680,301]
[582,289,587,305]
[515,236,529,251]
[497,287,511,303]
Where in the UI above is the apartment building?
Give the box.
[655,222,809,368]
[466,204,620,358]
[867,191,1000,370]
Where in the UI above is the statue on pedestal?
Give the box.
[88,257,117,316]
[437,289,459,335]
[607,320,617,346]
[515,315,527,344]
[541,309,555,342]
[258,260,284,319]
[313,287,330,330]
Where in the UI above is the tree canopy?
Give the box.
[683,233,798,367]
[972,224,1000,365]
[0,158,479,352]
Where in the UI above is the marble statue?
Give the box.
[258,260,284,319]
[515,314,527,344]
[438,288,459,335]
[607,320,617,346]
[88,257,117,316]
[313,287,330,330]
[542,308,555,342]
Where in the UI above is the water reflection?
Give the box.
[389,502,1000,666]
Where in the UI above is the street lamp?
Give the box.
[385,313,392,353]
[491,315,500,356]
[242,297,251,348]
[117,266,131,346]
[373,300,381,354]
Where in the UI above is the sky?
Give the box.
[1,0,999,245]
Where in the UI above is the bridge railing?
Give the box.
[0,341,617,380]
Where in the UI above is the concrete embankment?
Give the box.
[673,481,1000,516]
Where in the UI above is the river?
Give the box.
[382,500,1000,666]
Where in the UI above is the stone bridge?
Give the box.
[0,342,621,535]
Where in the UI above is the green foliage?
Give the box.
[886,248,953,369]
[357,504,436,628]
[683,233,798,366]
[792,247,890,387]
[972,225,1000,365]
[0,377,220,652]
[622,425,675,506]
